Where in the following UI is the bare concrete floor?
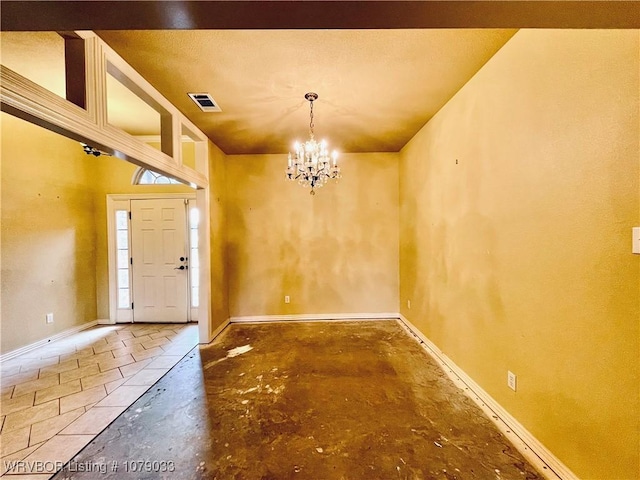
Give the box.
[54,321,543,479]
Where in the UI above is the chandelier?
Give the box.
[286,92,341,195]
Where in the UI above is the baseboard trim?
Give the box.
[0,320,100,362]
[229,313,398,323]
[200,318,231,344]
[397,314,578,480]
[97,318,113,325]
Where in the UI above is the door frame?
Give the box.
[106,193,198,325]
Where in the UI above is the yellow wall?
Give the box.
[208,141,229,334]
[226,153,399,317]
[0,115,201,350]
[399,30,639,479]
[1,113,98,353]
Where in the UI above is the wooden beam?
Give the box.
[62,35,86,109]
[2,1,639,31]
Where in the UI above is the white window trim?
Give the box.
[112,202,133,322]
[188,198,200,321]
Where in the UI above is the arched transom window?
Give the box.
[132,167,180,185]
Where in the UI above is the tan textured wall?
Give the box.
[1,113,98,353]
[92,154,193,320]
[399,30,639,479]
[208,141,229,334]
[227,153,399,317]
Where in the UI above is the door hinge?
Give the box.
[129,211,132,220]
[131,302,134,310]
[130,257,133,265]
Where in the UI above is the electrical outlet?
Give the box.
[407,300,411,309]
[284,296,290,304]
[46,313,54,324]
[507,371,517,391]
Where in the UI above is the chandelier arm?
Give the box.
[286,92,339,194]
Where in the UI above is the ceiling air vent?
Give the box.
[188,93,222,112]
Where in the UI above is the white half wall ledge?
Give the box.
[397,314,580,480]
[0,320,99,362]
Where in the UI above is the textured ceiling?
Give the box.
[97,29,516,154]
[1,1,637,155]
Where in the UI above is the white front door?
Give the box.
[130,198,189,323]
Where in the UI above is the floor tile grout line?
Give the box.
[34,339,193,478]
[1,325,194,448]
[2,438,49,475]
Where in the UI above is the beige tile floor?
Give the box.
[0,323,198,478]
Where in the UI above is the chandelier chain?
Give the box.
[309,99,314,137]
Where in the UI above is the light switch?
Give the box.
[633,227,640,255]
